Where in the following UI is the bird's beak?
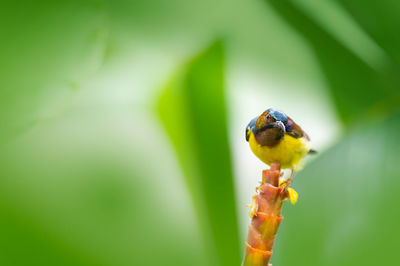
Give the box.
[258,120,286,132]
[275,121,286,133]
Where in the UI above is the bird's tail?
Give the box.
[308,149,317,155]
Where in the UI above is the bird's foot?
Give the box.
[279,177,298,205]
[281,177,293,193]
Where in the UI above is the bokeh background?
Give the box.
[1,0,400,265]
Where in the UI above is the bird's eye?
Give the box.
[266,114,271,120]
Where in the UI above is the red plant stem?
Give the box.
[242,163,287,266]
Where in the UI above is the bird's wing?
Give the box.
[285,117,309,140]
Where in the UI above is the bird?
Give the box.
[245,108,315,191]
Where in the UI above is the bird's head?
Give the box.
[256,108,288,129]
[246,108,288,146]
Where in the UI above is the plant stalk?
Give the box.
[242,163,287,266]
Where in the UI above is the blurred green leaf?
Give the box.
[265,0,400,125]
[0,1,108,144]
[158,40,241,266]
[272,110,400,266]
[336,0,400,66]
[0,112,206,266]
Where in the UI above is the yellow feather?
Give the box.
[248,131,310,170]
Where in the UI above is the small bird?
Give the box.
[246,108,315,190]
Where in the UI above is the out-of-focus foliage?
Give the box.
[0,1,108,143]
[0,99,205,266]
[0,0,399,266]
[263,1,400,265]
[337,0,400,65]
[266,0,400,125]
[0,1,206,265]
[158,41,241,266]
[274,111,400,266]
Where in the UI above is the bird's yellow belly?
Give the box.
[248,132,309,169]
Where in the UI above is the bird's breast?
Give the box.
[248,132,310,169]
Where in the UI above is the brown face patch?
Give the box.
[254,124,284,147]
[255,110,275,131]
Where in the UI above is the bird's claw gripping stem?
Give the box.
[281,177,293,194]
[279,177,298,205]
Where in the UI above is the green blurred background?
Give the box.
[1,0,399,265]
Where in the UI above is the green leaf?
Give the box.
[0,112,206,266]
[337,0,400,66]
[265,0,400,125]
[157,40,241,266]
[0,1,108,144]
